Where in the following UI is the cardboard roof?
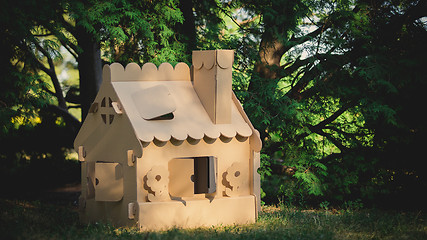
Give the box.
[103,62,255,144]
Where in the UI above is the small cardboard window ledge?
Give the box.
[132,85,176,120]
[112,101,123,114]
[88,102,98,113]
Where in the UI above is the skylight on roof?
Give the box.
[131,85,177,120]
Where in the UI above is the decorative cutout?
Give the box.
[224,163,244,197]
[99,97,115,125]
[192,50,216,70]
[146,166,169,202]
[216,50,234,69]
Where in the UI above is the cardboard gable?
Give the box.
[73,69,143,159]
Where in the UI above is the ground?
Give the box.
[1,185,426,239]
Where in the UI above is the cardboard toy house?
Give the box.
[74,50,262,230]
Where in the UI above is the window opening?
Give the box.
[100,97,115,124]
[149,112,174,120]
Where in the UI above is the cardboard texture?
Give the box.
[193,50,233,124]
[74,49,262,231]
[95,162,124,202]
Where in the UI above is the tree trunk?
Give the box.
[246,37,286,144]
[76,26,103,121]
[254,38,285,80]
[177,0,196,58]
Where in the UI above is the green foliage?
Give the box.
[0,1,54,135]
[2,0,427,210]
[216,0,427,208]
[68,0,187,65]
[1,0,187,181]
[258,154,272,204]
[0,1,77,181]
[0,70,48,135]
[0,109,80,196]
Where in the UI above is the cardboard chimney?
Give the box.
[193,50,233,124]
[74,50,262,231]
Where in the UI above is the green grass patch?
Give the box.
[1,199,426,239]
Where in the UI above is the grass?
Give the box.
[1,199,426,240]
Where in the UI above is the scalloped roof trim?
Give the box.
[102,62,191,82]
[192,50,234,70]
[112,81,253,146]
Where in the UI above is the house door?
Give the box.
[168,156,217,198]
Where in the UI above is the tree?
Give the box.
[2,0,426,206]
[202,0,427,205]
[0,0,62,133]
[0,0,185,132]
[0,0,186,194]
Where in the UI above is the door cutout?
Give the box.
[94,162,124,201]
[168,156,217,198]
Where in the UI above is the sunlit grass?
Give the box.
[1,199,426,239]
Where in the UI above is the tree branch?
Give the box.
[45,104,81,132]
[285,62,319,100]
[285,50,354,100]
[287,6,361,53]
[217,4,260,33]
[289,22,329,48]
[288,101,356,151]
[60,15,77,36]
[311,101,355,131]
[281,44,339,77]
[61,40,78,59]
[32,40,55,71]
[33,33,54,37]
[41,84,56,97]
[44,19,80,58]
[30,39,68,110]
[312,128,348,152]
[318,152,343,164]
[67,105,82,109]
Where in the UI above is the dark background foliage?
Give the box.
[1,0,426,209]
